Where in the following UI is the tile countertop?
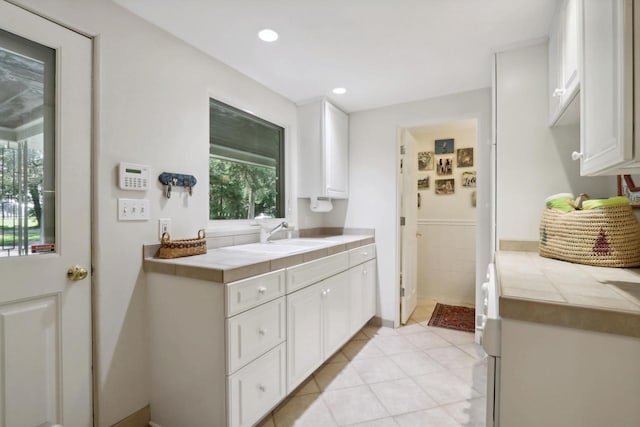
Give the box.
[143,234,375,284]
[497,250,640,338]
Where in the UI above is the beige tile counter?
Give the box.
[497,250,640,337]
[144,235,375,283]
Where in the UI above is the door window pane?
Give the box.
[0,29,55,257]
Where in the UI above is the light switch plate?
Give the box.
[118,198,150,221]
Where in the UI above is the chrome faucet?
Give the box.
[261,220,288,243]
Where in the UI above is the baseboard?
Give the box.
[367,316,394,328]
[111,405,150,427]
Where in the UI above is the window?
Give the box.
[209,99,284,220]
[0,28,55,257]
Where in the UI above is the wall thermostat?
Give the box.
[119,162,149,191]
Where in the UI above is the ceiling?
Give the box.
[114,0,557,113]
[0,47,44,129]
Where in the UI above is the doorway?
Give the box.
[399,119,478,324]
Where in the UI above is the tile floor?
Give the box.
[258,300,487,427]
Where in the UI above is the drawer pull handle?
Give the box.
[326,288,331,294]
[321,290,327,296]
[257,287,267,294]
[258,328,267,336]
[363,252,368,256]
[258,384,266,392]
[363,270,368,275]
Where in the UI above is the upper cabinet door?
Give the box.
[549,0,580,125]
[579,0,634,175]
[297,99,349,199]
[562,0,579,101]
[324,101,349,198]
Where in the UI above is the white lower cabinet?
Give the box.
[147,244,377,427]
[286,280,325,392]
[228,343,287,427]
[349,259,377,335]
[286,271,351,392]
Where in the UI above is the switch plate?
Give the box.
[118,198,150,221]
[158,218,171,240]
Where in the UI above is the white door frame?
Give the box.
[394,114,482,328]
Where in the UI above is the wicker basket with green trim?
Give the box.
[539,205,640,267]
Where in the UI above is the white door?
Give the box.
[0,3,92,427]
[399,130,418,324]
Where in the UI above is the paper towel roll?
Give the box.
[310,197,333,213]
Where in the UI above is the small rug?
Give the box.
[427,303,475,333]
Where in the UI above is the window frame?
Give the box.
[207,96,289,229]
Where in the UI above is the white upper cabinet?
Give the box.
[579,0,638,175]
[549,0,580,125]
[298,99,349,199]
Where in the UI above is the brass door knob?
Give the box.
[67,265,88,281]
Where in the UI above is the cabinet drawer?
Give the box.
[226,269,285,316]
[227,343,286,427]
[286,252,349,293]
[226,297,286,374]
[349,244,376,267]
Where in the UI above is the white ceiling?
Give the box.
[113,0,558,113]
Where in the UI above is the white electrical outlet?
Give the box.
[158,218,172,240]
[118,198,150,221]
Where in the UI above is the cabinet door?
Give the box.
[286,283,324,392]
[548,14,563,123]
[324,101,349,198]
[348,265,365,335]
[561,0,579,102]
[322,271,351,358]
[349,260,377,334]
[580,0,633,175]
[362,259,377,323]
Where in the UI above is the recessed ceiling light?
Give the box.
[258,29,278,42]
[332,87,347,95]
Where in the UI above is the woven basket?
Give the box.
[539,205,640,267]
[158,229,207,259]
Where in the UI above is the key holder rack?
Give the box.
[158,172,197,199]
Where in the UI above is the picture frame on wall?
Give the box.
[418,151,434,171]
[462,171,476,187]
[435,178,455,195]
[457,148,474,167]
[436,156,453,176]
[417,177,430,189]
[434,138,454,154]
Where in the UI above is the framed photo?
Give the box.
[462,171,476,187]
[435,178,455,195]
[434,138,454,154]
[457,148,474,167]
[618,175,640,208]
[436,156,453,176]
[418,151,434,171]
[417,177,430,189]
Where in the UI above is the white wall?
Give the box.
[13,1,298,425]
[496,43,616,242]
[411,124,477,303]
[338,88,492,325]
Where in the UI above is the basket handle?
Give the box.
[161,232,171,243]
[198,229,206,239]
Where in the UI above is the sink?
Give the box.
[223,242,309,255]
[270,238,330,248]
